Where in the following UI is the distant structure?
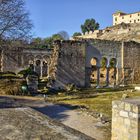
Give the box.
[113,11,140,25]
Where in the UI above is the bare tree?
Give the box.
[0,0,32,41]
[58,31,69,40]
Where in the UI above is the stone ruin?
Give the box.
[0,38,140,89]
[49,39,140,89]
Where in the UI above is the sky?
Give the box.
[25,0,140,38]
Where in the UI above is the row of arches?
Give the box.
[90,57,117,87]
[25,55,50,78]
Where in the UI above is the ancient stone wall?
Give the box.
[112,99,140,140]
[50,41,86,89]
[85,39,123,87]
[123,41,140,84]
[1,47,51,77]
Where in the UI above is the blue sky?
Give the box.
[25,0,140,38]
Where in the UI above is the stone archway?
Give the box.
[100,57,108,87]
[90,57,98,87]
[109,58,117,87]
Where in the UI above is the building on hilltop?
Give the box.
[113,11,140,25]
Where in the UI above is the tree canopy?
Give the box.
[72,32,82,37]
[0,0,32,41]
[81,18,99,34]
[31,33,64,49]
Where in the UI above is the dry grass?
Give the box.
[48,88,140,118]
[0,79,24,95]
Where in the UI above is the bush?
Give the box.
[0,79,27,96]
[18,68,39,78]
[65,83,79,92]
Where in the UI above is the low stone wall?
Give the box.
[112,98,140,140]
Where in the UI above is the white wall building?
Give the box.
[113,11,140,25]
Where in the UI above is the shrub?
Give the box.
[18,68,38,78]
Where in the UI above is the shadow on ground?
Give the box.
[0,96,70,122]
[33,104,70,121]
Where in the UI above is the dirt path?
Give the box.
[0,96,109,140]
[34,103,108,140]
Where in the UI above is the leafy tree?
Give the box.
[30,34,64,49]
[72,32,82,37]
[52,34,63,41]
[81,18,99,34]
[58,31,69,40]
[0,0,32,41]
[31,37,42,46]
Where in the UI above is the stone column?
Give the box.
[40,61,43,78]
[113,67,117,87]
[106,67,110,87]
[33,59,36,72]
[96,67,100,88]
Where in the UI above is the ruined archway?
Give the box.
[42,61,48,77]
[109,58,117,87]
[100,57,108,87]
[35,59,41,76]
[90,57,98,87]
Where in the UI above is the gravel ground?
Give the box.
[34,103,108,140]
[0,95,109,140]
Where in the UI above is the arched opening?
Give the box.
[35,60,41,76]
[90,57,98,87]
[109,58,117,86]
[100,57,108,87]
[42,61,48,77]
[28,60,34,71]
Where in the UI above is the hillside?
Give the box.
[98,23,140,43]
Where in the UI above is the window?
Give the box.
[138,19,140,21]
[130,20,131,23]
[130,15,132,18]
[134,20,136,23]
[138,13,140,16]
[122,16,124,19]
[115,17,117,21]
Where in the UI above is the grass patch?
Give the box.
[47,87,140,118]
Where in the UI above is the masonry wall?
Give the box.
[112,99,140,140]
[85,39,123,86]
[1,47,51,74]
[51,41,86,89]
[123,42,140,84]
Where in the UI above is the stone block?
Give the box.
[125,103,131,111]
[120,110,129,118]
[124,118,131,126]
[135,87,140,91]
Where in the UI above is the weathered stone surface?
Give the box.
[112,98,140,140]
[1,38,140,88]
[0,108,94,140]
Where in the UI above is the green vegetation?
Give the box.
[0,79,26,95]
[30,33,65,49]
[18,68,38,78]
[0,71,20,79]
[47,87,140,118]
[72,32,82,37]
[81,18,100,34]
